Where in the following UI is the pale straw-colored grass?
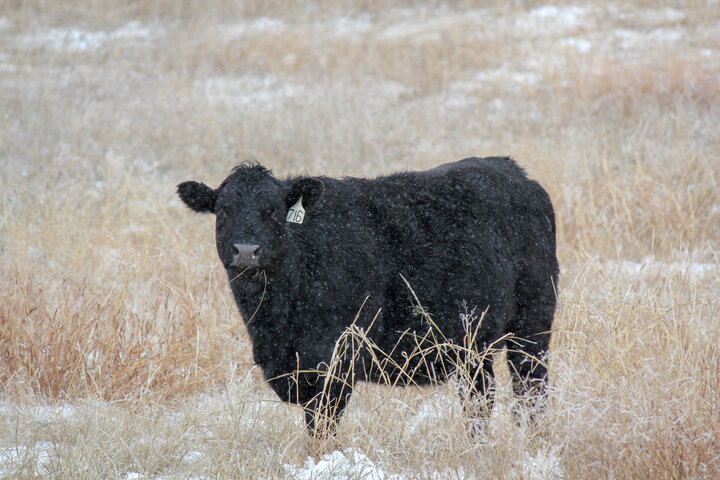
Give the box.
[1,0,719,478]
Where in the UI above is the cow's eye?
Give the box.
[260,206,276,217]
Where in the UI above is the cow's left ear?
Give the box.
[284,177,325,211]
[177,181,217,214]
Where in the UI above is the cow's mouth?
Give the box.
[230,243,261,268]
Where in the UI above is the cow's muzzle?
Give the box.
[231,243,261,268]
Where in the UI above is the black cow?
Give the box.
[177,157,558,436]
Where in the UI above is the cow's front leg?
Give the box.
[303,386,351,440]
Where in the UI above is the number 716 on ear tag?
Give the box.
[286,196,305,224]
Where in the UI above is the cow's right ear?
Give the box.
[177,181,217,214]
[284,177,325,212]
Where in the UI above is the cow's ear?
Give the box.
[177,181,217,214]
[284,177,325,211]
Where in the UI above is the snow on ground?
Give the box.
[287,449,403,480]
[121,472,206,480]
[603,257,719,281]
[222,15,375,39]
[7,3,715,107]
[0,443,54,476]
[201,74,308,107]
[451,68,542,92]
[20,21,158,51]
[378,9,490,40]
[0,393,565,479]
[522,449,564,480]
[221,17,288,38]
[593,257,719,332]
[514,5,589,35]
[560,37,593,54]
[618,6,687,25]
[286,446,563,480]
[0,403,71,476]
[190,2,717,115]
[329,15,375,36]
[614,27,683,49]
[199,74,409,110]
[0,401,76,423]
[405,391,460,436]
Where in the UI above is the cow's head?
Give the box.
[177,163,324,271]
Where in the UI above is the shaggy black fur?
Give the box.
[177,157,559,436]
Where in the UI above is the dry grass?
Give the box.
[1,0,719,478]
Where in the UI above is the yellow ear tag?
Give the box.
[286,196,305,224]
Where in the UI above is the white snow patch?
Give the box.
[0,401,77,422]
[31,404,76,421]
[632,7,687,25]
[379,9,489,40]
[380,20,436,40]
[443,92,479,108]
[562,37,592,54]
[330,16,374,35]
[23,21,156,51]
[659,8,686,23]
[515,5,588,35]
[373,78,410,101]
[0,62,17,73]
[288,445,563,480]
[201,74,305,106]
[407,393,458,434]
[0,16,11,31]
[0,442,54,474]
[120,472,206,480]
[510,71,541,84]
[223,15,374,41]
[522,444,564,480]
[451,68,541,93]
[201,74,409,109]
[221,17,287,38]
[530,5,584,23]
[615,28,683,50]
[183,450,204,463]
[603,257,718,283]
[287,449,403,480]
[248,16,285,32]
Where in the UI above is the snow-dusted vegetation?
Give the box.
[1,1,719,478]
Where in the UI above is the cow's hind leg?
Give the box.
[303,387,351,440]
[458,353,496,437]
[506,300,554,418]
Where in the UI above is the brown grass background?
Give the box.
[1,0,719,478]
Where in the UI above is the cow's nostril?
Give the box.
[231,243,262,267]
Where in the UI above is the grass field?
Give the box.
[1,0,719,478]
